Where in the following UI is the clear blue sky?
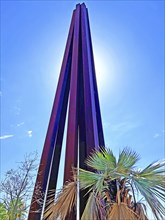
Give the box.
[0,0,164,201]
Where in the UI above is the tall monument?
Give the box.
[28,3,105,219]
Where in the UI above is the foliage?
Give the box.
[79,148,165,220]
[81,191,106,220]
[44,147,165,220]
[0,152,39,220]
[44,175,77,220]
[107,203,139,220]
[0,203,7,220]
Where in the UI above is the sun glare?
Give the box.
[94,46,117,94]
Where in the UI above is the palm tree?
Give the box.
[44,147,165,220]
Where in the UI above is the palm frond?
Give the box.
[107,202,139,220]
[117,148,140,172]
[132,178,165,220]
[131,160,165,220]
[81,191,105,220]
[135,202,148,220]
[79,168,108,194]
[85,148,116,173]
[43,180,77,220]
[137,160,165,177]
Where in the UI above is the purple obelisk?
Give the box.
[28,3,104,220]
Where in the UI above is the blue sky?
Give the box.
[0,0,164,211]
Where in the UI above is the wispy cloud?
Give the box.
[153,133,160,138]
[27,130,32,138]
[153,130,164,139]
[103,114,141,139]
[0,134,14,140]
[17,122,24,127]
[110,120,141,136]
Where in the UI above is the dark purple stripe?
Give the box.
[64,4,80,183]
[81,3,99,154]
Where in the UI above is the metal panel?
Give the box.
[28,3,105,219]
[81,3,99,155]
[44,49,72,207]
[86,8,105,148]
[28,10,75,220]
[64,4,81,183]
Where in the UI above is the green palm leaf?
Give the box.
[133,181,164,220]
[117,148,140,173]
[131,160,165,220]
[85,148,116,173]
[79,169,108,194]
[86,148,139,178]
